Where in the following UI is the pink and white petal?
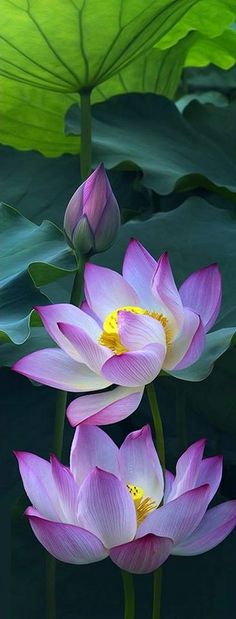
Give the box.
[172,317,205,371]
[173,501,236,555]
[80,300,102,328]
[196,456,223,505]
[151,253,184,336]
[102,344,166,387]
[119,425,164,506]
[164,470,175,503]
[35,304,101,361]
[27,513,108,564]
[137,485,210,544]
[58,322,112,373]
[118,311,167,351]
[50,456,79,523]
[14,452,59,520]
[77,468,137,548]
[163,309,204,371]
[67,386,144,427]
[167,439,206,501]
[179,264,222,333]
[122,239,157,309]
[13,349,110,392]
[110,534,173,574]
[84,263,139,322]
[70,425,119,486]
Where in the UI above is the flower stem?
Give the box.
[146,382,165,471]
[46,553,56,619]
[46,256,86,619]
[146,382,165,619]
[121,570,135,619]
[80,88,92,181]
[176,385,188,452]
[45,86,91,619]
[152,569,162,619]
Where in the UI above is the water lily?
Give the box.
[13,239,221,426]
[64,163,120,256]
[15,425,236,574]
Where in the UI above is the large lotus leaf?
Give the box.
[92,29,236,104]
[0,0,236,155]
[92,198,236,381]
[65,93,236,195]
[0,79,80,156]
[0,0,209,92]
[0,203,76,343]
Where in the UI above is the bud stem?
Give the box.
[80,89,92,181]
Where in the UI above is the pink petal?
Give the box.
[119,425,164,506]
[77,468,137,548]
[70,425,119,486]
[196,456,223,504]
[122,239,157,308]
[35,304,101,361]
[14,452,59,520]
[163,309,204,371]
[80,300,102,327]
[118,310,166,350]
[102,343,166,387]
[58,322,112,373]
[164,470,175,503]
[84,263,139,322]
[110,534,173,574]
[167,439,206,501]
[179,264,222,332]
[13,348,110,392]
[50,455,79,523]
[67,386,144,426]
[172,316,205,371]
[137,485,210,544]
[173,501,236,555]
[151,253,184,336]
[27,512,108,564]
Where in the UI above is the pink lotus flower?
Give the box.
[15,426,236,574]
[13,240,221,426]
[64,163,120,256]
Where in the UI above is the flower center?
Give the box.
[127,483,157,525]
[99,305,168,355]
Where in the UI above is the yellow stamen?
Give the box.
[127,483,157,525]
[99,305,169,355]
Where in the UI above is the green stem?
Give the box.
[46,554,56,619]
[70,256,86,306]
[80,89,92,181]
[152,569,162,619]
[146,382,165,619]
[176,385,188,453]
[46,257,86,619]
[121,570,135,619]
[146,382,165,471]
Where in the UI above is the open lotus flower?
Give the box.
[15,426,236,574]
[13,239,221,426]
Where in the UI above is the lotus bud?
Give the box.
[64,163,120,257]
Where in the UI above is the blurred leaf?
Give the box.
[92,29,236,104]
[66,93,236,196]
[0,145,149,227]
[0,79,80,156]
[0,204,76,343]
